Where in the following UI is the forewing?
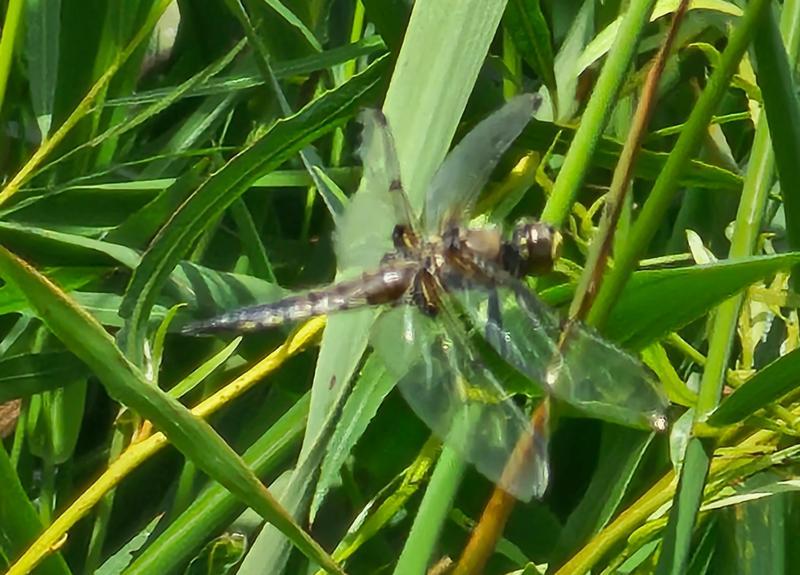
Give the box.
[371,304,548,502]
[450,276,669,431]
[335,110,417,271]
[423,94,541,233]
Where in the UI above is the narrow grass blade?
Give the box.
[0,445,71,575]
[0,0,24,116]
[0,247,343,575]
[0,352,85,402]
[24,0,60,137]
[757,1,800,276]
[394,443,465,574]
[605,253,800,349]
[312,355,396,520]
[118,54,389,363]
[540,0,657,226]
[707,346,800,427]
[588,0,773,328]
[503,0,556,100]
[655,2,781,572]
[124,394,309,575]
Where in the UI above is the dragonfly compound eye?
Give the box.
[506,220,561,277]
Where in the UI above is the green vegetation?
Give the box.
[2,1,800,573]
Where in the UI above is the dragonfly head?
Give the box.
[504,220,562,277]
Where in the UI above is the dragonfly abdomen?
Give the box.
[182,263,418,334]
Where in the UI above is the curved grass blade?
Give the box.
[118,54,389,362]
[0,246,343,575]
[0,351,86,402]
[707,347,800,427]
[0,445,71,575]
[605,253,800,350]
[123,393,309,575]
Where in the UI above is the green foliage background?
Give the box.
[2,0,800,574]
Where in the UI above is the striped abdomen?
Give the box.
[182,262,418,334]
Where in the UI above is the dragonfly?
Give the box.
[183,94,669,501]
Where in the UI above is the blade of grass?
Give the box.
[655,2,789,573]
[0,0,173,206]
[24,0,60,137]
[124,393,309,575]
[0,0,24,116]
[759,1,800,276]
[503,0,556,105]
[587,0,773,329]
[4,317,324,575]
[118,54,388,365]
[539,0,658,228]
[394,442,466,574]
[0,247,342,575]
[0,444,71,575]
[237,353,356,575]
[104,37,385,107]
[706,345,800,427]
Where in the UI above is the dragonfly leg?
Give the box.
[410,270,440,317]
[485,287,510,359]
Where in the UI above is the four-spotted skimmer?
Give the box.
[183,95,668,501]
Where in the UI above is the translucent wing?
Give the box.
[423,94,541,233]
[371,302,549,501]
[450,276,669,431]
[335,109,417,271]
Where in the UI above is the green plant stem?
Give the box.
[540,0,657,228]
[587,0,773,329]
[85,422,131,573]
[568,0,689,322]
[0,0,24,116]
[654,2,789,573]
[394,442,465,574]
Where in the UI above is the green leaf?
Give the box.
[0,445,71,575]
[504,0,556,100]
[124,393,309,575]
[707,346,800,427]
[0,352,85,402]
[24,0,60,137]
[606,253,800,350]
[311,355,396,520]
